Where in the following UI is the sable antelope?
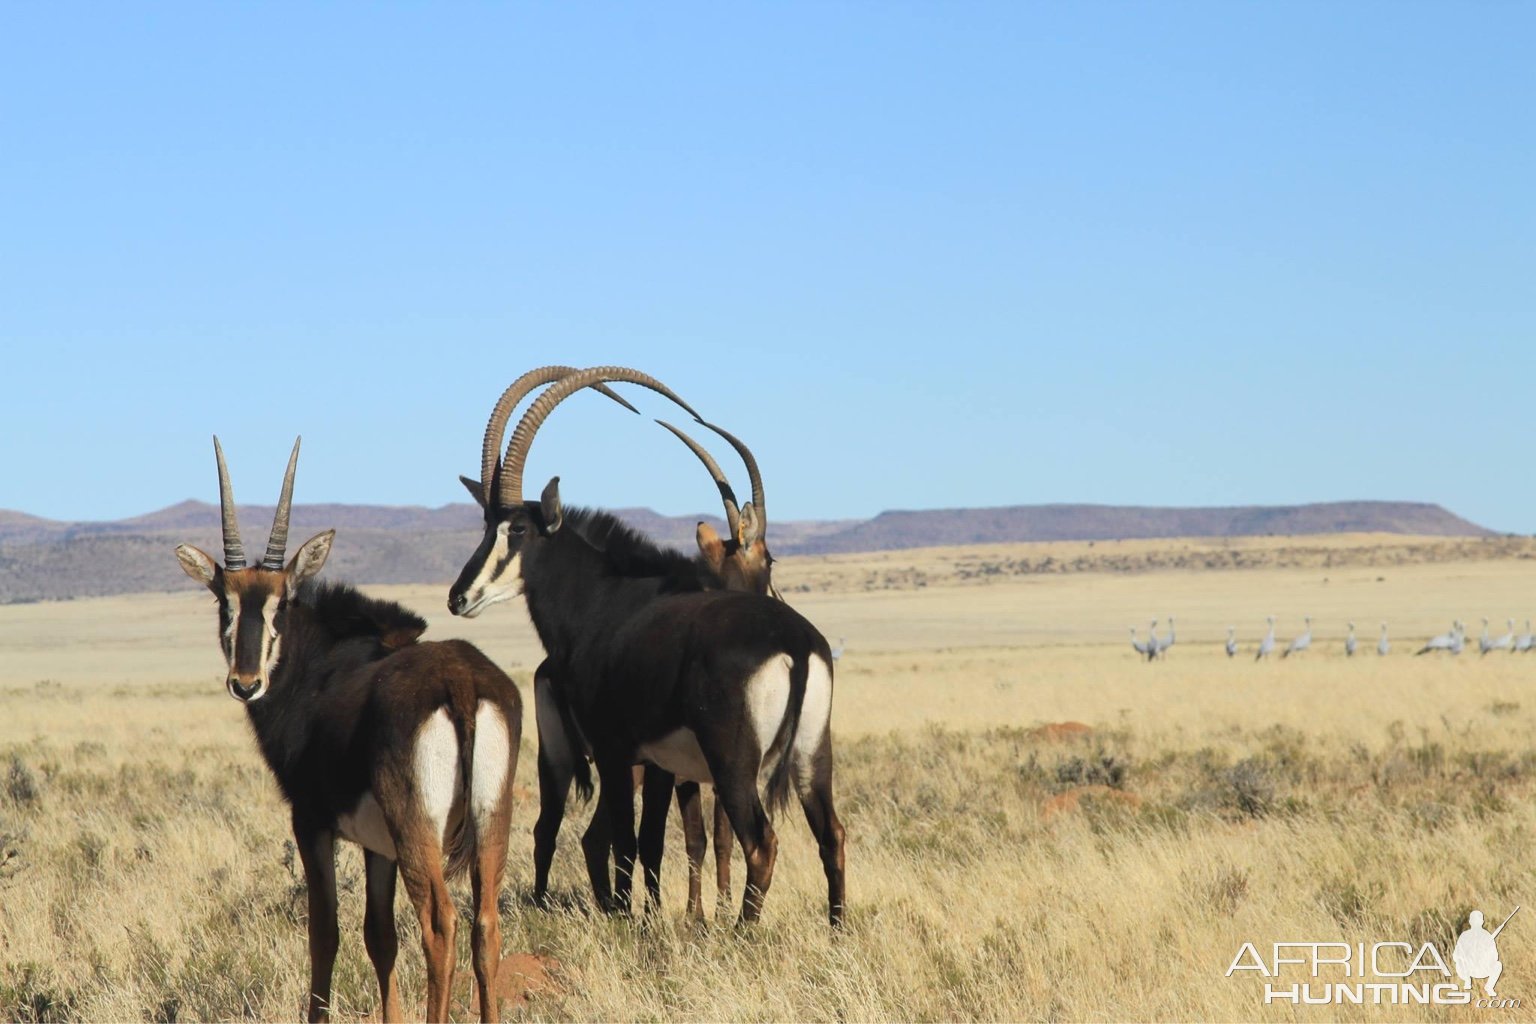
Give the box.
[466,367,784,920]
[175,437,522,1023]
[453,365,715,916]
[646,415,779,916]
[450,365,845,926]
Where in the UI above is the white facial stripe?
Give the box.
[460,524,523,617]
[262,599,281,673]
[224,592,241,653]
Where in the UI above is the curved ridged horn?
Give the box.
[261,437,301,570]
[480,367,640,501]
[213,435,247,570]
[695,419,766,537]
[499,366,702,508]
[656,419,740,540]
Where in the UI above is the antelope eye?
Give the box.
[510,522,527,536]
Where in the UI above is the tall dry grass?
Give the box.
[2,538,1535,1020]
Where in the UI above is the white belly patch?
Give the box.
[639,728,713,783]
[338,792,398,859]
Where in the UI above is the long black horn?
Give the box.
[480,367,640,505]
[656,420,740,540]
[261,437,301,570]
[213,435,247,569]
[499,366,702,508]
[695,419,766,537]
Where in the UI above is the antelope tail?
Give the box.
[442,677,480,879]
[559,685,595,803]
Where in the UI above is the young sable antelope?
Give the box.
[175,437,521,1023]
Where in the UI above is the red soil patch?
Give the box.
[496,953,564,1011]
[1029,721,1094,742]
[453,952,565,1016]
[1040,785,1142,821]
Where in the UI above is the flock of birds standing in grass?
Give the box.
[1129,617,1536,660]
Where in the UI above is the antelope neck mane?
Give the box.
[562,506,704,582]
[295,579,428,649]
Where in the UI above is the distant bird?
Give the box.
[1452,620,1466,655]
[1159,617,1176,658]
[1145,619,1162,661]
[1225,626,1238,658]
[1417,621,1463,656]
[1345,621,1357,658]
[831,637,846,662]
[1130,627,1148,657]
[1256,616,1276,661]
[1282,616,1312,659]
[1478,618,1495,656]
[1484,618,1515,656]
[1377,622,1390,657]
[1516,620,1533,654]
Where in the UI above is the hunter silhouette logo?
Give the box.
[1227,904,1523,1008]
[1455,907,1518,998]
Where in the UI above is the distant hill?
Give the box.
[791,501,1494,555]
[0,499,1494,603]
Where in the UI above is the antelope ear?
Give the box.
[285,530,334,598]
[738,503,762,547]
[540,476,563,534]
[175,544,220,591]
[459,475,487,509]
[696,522,726,569]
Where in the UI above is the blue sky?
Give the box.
[3,3,1532,530]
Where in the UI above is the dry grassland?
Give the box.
[2,534,1535,1021]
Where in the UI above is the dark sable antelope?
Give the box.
[450,366,845,925]
[459,366,779,918]
[558,413,782,920]
[458,364,732,917]
[455,365,692,914]
[643,416,778,915]
[175,438,522,1023]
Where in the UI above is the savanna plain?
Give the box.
[2,533,1535,1022]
